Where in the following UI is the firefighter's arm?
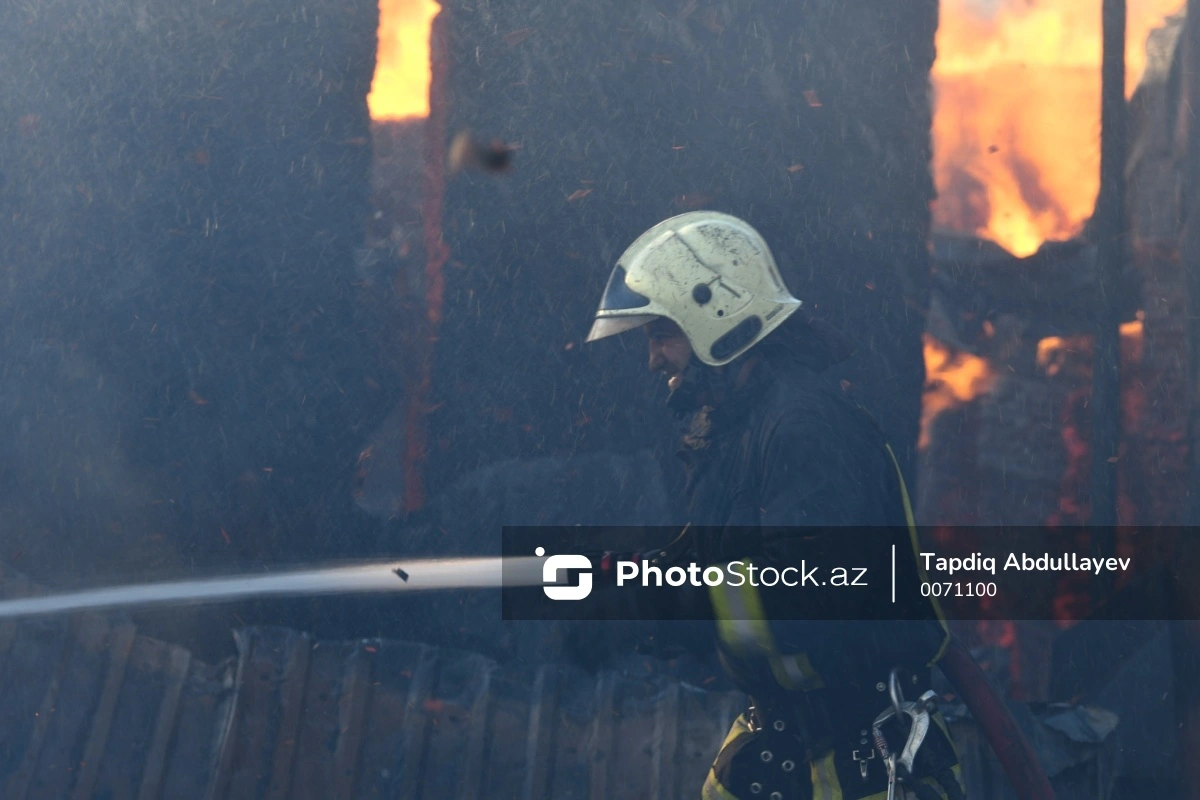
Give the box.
[703,411,860,627]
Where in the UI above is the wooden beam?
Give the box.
[265,634,313,800]
[71,622,137,800]
[137,646,192,800]
[1089,0,1128,578]
[1179,1,1200,795]
[332,644,374,799]
[520,665,558,800]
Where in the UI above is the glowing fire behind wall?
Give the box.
[368,0,440,121]
[933,0,1182,257]
[921,335,997,449]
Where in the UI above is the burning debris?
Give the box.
[920,231,1150,528]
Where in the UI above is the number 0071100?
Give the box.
[920,582,997,598]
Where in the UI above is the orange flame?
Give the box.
[1035,314,1144,377]
[921,334,997,449]
[368,0,441,121]
[1120,317,1145,362]
[933,0,1183,257]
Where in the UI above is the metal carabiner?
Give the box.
[897,693,937,774]
[873,684,940,777]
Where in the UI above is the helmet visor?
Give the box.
[597,266,651,311]
[585,314,659,343]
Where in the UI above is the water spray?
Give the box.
[0,556,545,621]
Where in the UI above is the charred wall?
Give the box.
[428,0,940,503]
[1127,12,1190,526]
[0,0,389,587]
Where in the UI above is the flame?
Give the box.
[921,334,997,449]
[368,0,441,121]
[933,0,1183,257]
[1038,314,1146,528]
[1036,335,1076,377]
[1035,313,1144,377]
[1119,316,1145,363]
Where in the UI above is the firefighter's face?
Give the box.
[645,318,692,391]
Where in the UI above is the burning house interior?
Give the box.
[2,0,1200,797]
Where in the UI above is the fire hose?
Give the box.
[939,635,1057,800]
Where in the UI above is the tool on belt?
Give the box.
[871,668,964,800]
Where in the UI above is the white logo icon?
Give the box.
[537,547,593,600]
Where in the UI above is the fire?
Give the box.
[1119,316,1145,363]
[921,334,997,449]
[368,0,441,121]
[1035,313,1145,377]
[933,0,1183,257]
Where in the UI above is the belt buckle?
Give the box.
[747,704,760,733]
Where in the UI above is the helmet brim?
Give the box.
[585,314,661,343]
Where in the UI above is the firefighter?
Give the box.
[584,211,964,800]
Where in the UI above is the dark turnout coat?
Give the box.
[665,352,950,697]
[638,330,960,799]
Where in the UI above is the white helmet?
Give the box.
[585,211,803,366]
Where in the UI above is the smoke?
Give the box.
[0,342,181,584]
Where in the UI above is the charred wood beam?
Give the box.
[929,235,1140,354]
[1090,0,1127,568]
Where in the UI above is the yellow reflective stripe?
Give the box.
[767,656,800,691]
[785,651,822,684]
[884,443,918,533]
[948,764,965,795]
[810,750,843,800]
[701,768,741,800]
[708,574,738,646]
[702,716,751,800]
[719,714,752,749]
[769,653,825,691]
[734,562,770,637]
[931,712,966,791]
[932,709,954,740]
[711,561,827,691]
[710,561,774,656]
[885,443,952,665]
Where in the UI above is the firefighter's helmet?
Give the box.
[585,212,802,366]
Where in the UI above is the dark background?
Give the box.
[0,0,939,663]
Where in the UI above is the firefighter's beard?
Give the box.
[666,357,724,417]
